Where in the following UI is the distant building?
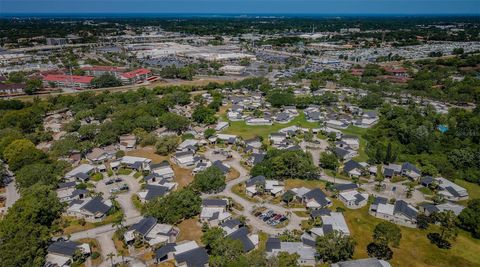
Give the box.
[43,74,93,89]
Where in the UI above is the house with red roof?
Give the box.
[43,74,94,89]
[120,68,151,84]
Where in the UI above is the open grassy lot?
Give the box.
[222,112,321,140]
[284,179,327,190]
[176,217,203,245]
[341,203,480,267]
[455,179,480,198]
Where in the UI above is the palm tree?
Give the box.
[112,213,125,230]
[106,252,115,267]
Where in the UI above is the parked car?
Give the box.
[105,180,114,185]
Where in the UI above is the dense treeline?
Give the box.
[2,16,479,43]
[251,149,319,180]
[364,104,480,184]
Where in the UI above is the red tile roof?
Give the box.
[121,68,151,79]
[43,74,94,84]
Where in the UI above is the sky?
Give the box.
[1,0,479,15]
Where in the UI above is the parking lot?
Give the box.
[254,209,288,227]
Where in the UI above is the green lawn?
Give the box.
[341,202,480,267]
[455,179,480,199]
[221,112,321,140]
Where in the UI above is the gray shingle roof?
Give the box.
[174,247,209,267]
[47,241,80,257]
[246,175,266,187]
[333,183,358,192]
[265,237,281,252]
[154,243,176,260]
[129,217,157,236]
[343,160,363,173]
[227,227,255,252]
[145,185,169,201]
[304,188,329,207]
[82,197,110,215]
[394,200,417,220]
[202,198,227,207]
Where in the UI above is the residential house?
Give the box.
[124,217,178,246]
[308,210,350,238]
[45,241,91,267]
[154,241,209,267]
[215,121,229,131]
[341,135,360,150]
[266,237,316,266]
[172,151,196,168]
[291,188,331,210]
[325,119,349,129]
[247,152,266,167]
[137,183,176,202]
[66,197,112,222]
[200,198,232,226]
[64,164,96,182]
[118,135,137,151]
[226,227,259,253]
[177,139,199,152]
[435,177,469,201]
[246,117,273,125]
[419,202,465,216]
[120,156,151,171]
[342,160,364,178]
[56,181,88,203]
[369,197,418,227]
[216,134,238,144]
[151,161,175,180]
[245,175,284,197]
[269,132,288,145]
[334,183,368,209]
[334,147,358,161]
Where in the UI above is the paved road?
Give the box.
[5,176,20,210]
[203,149,303,235]
[70,173,143,266]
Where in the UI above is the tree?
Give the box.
[91,73,122,88]
[204,128,216,139]
[3,139,46,171]
[416,213,431,230]
[155,135,179,156]
[15,163,58,190]
[202,226,244,266]
[458,199,480,239]
[277,252,300,267]
[251,149,319,180]
[192,106,217,125]
[143,188,201,224]
[0,185,63,267]
[320,151,339,171]
[367,242,393,260]
[429,211,458,248]
[159,113,190,132]
[24,78,42,95]
[373,222,402,247]
[315,231,356,263]
[193,166,226,193]
[7,71,25,83]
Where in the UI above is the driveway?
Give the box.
[203,148,304,235]
[361,180,427,205]
[94,173,141,220]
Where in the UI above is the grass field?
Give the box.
[221,112,321,140]
[284,179,327,190]
[176,218,203,245]
[340,202,480,267]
